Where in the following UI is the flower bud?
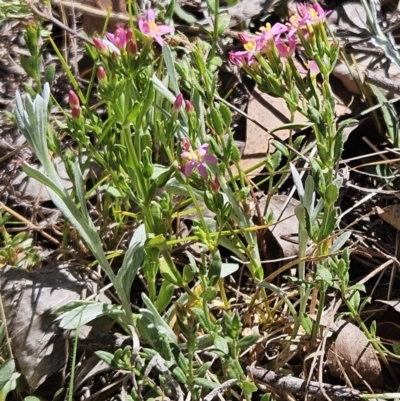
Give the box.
[126,28,133,41]
[184,100,194,113]
[68,90,79,108]
[173,93,183,112]
[127,39,137,55]
[92,37,109,54]
[71,105,81,119]
[210,176,220,192]
[181,137,191,151]
[97,66,107,82]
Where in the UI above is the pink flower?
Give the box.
[297,2,331,22]
[229,39,260,66]
[288,2,331,35]
[308,60,320,77]
[138,9,173,46]
[237,32,256,44]
[298,60,320,76]
[275,33,296,58]
[106,28,127,50]
[259,22,288,41]
[181,141,217,179]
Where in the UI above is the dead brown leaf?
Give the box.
[326,320,384,387]
[242,88,308,176]
[376,205,400,231]
[0,266,99,390]
[376,299,400,312]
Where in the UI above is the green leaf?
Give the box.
[173,2,197,23]
[194,377,219,389]
[208,251,221,286]
[116,224,146,303]
[370,320,377,337]
[330,231,351,253]
[201,287,217,301]
[325,183,339,206]
[216,12,230,35]
[222,357,244,380]
[347,283,365,292]
[214,335,229,355]
[315,265,333,283]
[299,314,313,334]
[209,108,224,137]
[147,234,168,250]
[162,45,180,96]
[205,0,216,15]
[57,302,123,329]
[220,263,239,278]
[303,175,315,214]
[159,256,184,287]
[196,361,212,377]
[219,103,232,126]
[237,334,260,349]
[191,308,215,333]
[0,359,15,389]
[265,151,282,171]
[155,280,174,312]
[171,343,189,372]
[45,64,56,84]
[290,163,304,199]
[123,102,141,125]
[393,341,400,355]
[171,365,187,384]
[269,122,313,134]
[136,80,155,130]
[141,293,178,344]
[273,141,289,157]
[348,291,360,311]
[0,359,19,400]
[240,381,257,394]
[94,350,114,366]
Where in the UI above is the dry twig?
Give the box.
[248,364,362,401]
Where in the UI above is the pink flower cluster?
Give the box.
[229,2,330,66]
[93,9,173,56]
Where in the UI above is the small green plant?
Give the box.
[10,0,400,399]
[0,211,41,270]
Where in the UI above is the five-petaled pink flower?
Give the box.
[275,32,297,58]
[138,9,173,46]
[288,3,331,35]
[297,3,331,23]
[180,140,217,179]
[229,38,260,66]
